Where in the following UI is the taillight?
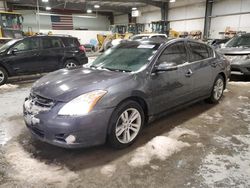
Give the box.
[79,45,86,52]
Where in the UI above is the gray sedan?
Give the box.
[23,38,230,149]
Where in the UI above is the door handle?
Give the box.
[185,69,193,77]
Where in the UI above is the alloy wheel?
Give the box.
[213,78,224,100]
[115,108,142,144]
[66,62,77,68]
[0,70,5,83]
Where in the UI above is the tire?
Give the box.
[206,75,225,103]
[64,59,79,69]
[0,67,8,86]
[108,100,145,149]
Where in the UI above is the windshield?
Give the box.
[90,43,160,72]
[225,35,250,47]
[0,39,18,53]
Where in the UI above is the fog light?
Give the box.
[65,135,76,144]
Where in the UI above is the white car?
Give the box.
[131,34,168,41]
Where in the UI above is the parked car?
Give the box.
[218,33,250,76]
[23,38,230,149]
[131,34,168,41]
[0,35,88,85]
[208,38,230,49]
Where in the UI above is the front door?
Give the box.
[148,41,194,115]
[5,38,40,74]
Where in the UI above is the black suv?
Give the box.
[0,35,88,85]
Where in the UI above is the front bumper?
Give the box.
[23,100,114,148]
[231,64,250,75]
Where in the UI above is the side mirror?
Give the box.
[9,48,18,55]
[155,62,178,72]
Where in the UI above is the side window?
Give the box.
[158,42,188,65]
[13,38,39,51]
[189,42,209,62]
[207,46,214,57]
[61,38,79,47]
[42,38,62,49]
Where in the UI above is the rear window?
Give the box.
[61,37,80,47]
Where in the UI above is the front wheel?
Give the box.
[108,100,144,149]
[206,75,225,103]
[0,67,8,86]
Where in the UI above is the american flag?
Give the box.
[51,15,73,30]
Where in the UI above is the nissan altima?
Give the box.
[23,38,230,149]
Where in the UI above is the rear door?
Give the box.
[149,41,194,114]
[187,42,214,98]
[39,37,65,72]
[4,37,40,74]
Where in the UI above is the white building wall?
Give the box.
[210,0,250,38]
[168,2,205,32]
[114,14,128,24]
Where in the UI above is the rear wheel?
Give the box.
[206,75,225,103]
[64,59,78,69]
[0,67,8,86]
[108,100,144,149]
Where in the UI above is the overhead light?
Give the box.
[42,0,49,2]
[45,6,51,10]
[94,5,100,9]
[132,7,137,10]
[87,9,92,13]
[169,0,176,2]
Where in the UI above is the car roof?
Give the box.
[133,33,167,37]
[120,38,208,48]
[23,35,76,39]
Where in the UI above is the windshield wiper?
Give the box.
[89,65,98,69]
[101,67,131,72]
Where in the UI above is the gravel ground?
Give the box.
[0,80,250,188]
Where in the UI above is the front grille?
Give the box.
[231,67,242,72]
[30,93,54,108]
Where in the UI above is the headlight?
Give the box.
[58,90,107,116]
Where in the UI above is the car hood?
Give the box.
[218,47,250,55]
[31,67,131,102]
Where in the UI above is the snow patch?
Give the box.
[229,82,250,86]
[150,165,160,170]
[199,112,223,124]
[168,127,199,139]
[238,96,249,100]
[196,143,204,148]
[0,84,19,90]
[198,135,250,187]
[5,142,78,187]
[224,89,229,93]
[100,164,116,177]
[128,128,199,167]
[24,99,50,115]
[0,87,30,120]
[128,136,190,167]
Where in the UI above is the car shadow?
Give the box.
[19,100,217,172]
